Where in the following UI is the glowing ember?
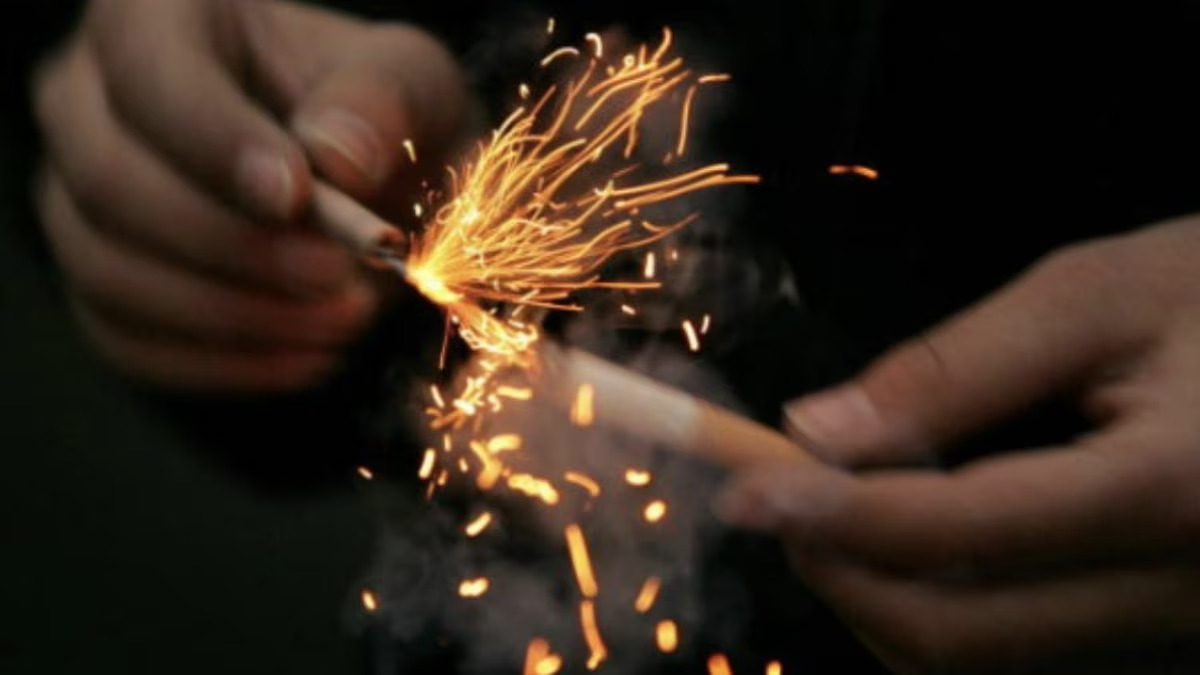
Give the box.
[570,384,595,426]
[506,473,560,504]
[708,654,733,675]
[519,83,531,100]
[486,433,523,453]
[624,468,652,486]
[402,139,418,163]
[634,577,661,613]
[565,524,599,598]
[540,46,580,67]
[682,319,701,351]
[766,661,782,675]
[828,164,879,180]
[585,32,603,58]
[644,499,668,523]
[698,73,732,84]
[430,384,446,408]
[497,385,533,400]
[700,313,711,334]
[418,448,437,480]
[677,85,697,156]
[644,252,657,279]
[458,577,490,598]
[564,471,602,497]
[361,589,378,612]
[655,619,679,653]
[523,637,563,675]
[580,600,608,670]
[546,17,555,34]
[356,466,374,480]
[620,304,637,316]
[464,511,494,537]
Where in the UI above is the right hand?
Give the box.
[33,0,469,392]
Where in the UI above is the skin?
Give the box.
[32,0,468,391]
[717,218,1200,673]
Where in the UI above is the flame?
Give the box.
[708,654,733,675]
[565,524,599,598]
[570,384,595,426]
[655,620,679,653]
[361,589,378,612]
[644,499,667,523]
[458,577,490,598]
[580,600,607,670]
[634,577,661,613]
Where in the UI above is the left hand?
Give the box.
[717,217,1200,674]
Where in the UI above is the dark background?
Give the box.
[6,1,1200,673]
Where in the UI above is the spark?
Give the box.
[570,384,595,426]
[643,252,656,279]
[402,139,418,163]
[540,46,580,67]
[669,247,679,262]
[565,524,599,598]
[682,319,701,351]
[458,577,490,598]
[698,73,732,84]
[700,313,711,334]
[430,384,446,408]
[624,468,652,486]
[486,433,523,453]
[644,499,667,523]
[523,638,562,675]
[457,458,469,473]
[655,620,679,653]
[436,469,449,486]
[497,385,533,400]
[464,511,493,537]
[828,164,879,180]
[708,654,733,675]
[361,589,378,612]
[418,448,436,480]
[585,32,604,59]
[564,471,602,497]
[519,83,531,100]
[766,661,782,675]
[620,304,637,316]
[356,466,374,480]
[414,202,424,218]
[634,577,661,613]
[580,600,607,670]
[508,473,560,505]
[677,85,698,156]
[546,17,555,34]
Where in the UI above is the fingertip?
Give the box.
[714,462,849,537]
[235,142,311,222]
[783,385,932,468]
[293,108,389,193]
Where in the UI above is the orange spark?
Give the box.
[677,85,698,156]
[766,661,782,675]
[634,577,661,613]
[540,46,580,67]
[700,313,711,334]
[644,499,667,523]
[580,600,607,670]
[519,83,531,100]
[457,458,470,473]
[682,319,701,351]
[402,139,418,163]
[414,202,424,218]
[643,252,657,279]
[585,32,604,59]
[564,471,602,498]
[620,304,637,316]
[356,466,374,480]
[546,17,555,34]
[656,620,679,653]
[418,448,436,480]
[708,654,733,675]
[508,473,561,505]
[458,577,490,598]
[486,433,523,453]
[624,468,652,486]
[464,512,493,537]
[523,638,562,675]
[698,73,732,84]
[430,384,445,408]
[361,589,378,612]
[497,385,533,400]
[570,384,595,426]
[565,524,599,598]
[828,164,879,180]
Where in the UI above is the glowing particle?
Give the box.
[402,139,418,163]
[644,252,656,279]
[442,434,452,452]
[624,469,652,487]
[477,458,503,491]
[669,248,679,262]
[497,386,533,400]
[458,577,490,598]
[677,85,698,156]
[546,17,555,34]
[828,164,879,180]
[436,469,449,486]
[464,512,493,537]
[682,320,701,352]
[656,620,679,653]
[457,458,469,473]
[356,466,374,480]
[486,433,523,454]
[519,83,531,100]
[523,637,562,675]
[644,499,667,523]
[418,448,436,480]
[585,32,603,59]
[580,600,607,670]
[766,661,783,675]
[571,384,595,426]
[699,73,732,84]
[701,313,712,334]
[565,524,599,598]
[430,384,446,408]
[361,589,378,612]
[634,577,661,613]
[508,473,560,505]
[708,654,732,675]
[620,304,637,316]
[414,202,423,218]
[564,471,602,498]
[540,46,580,68]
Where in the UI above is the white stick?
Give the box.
[309,180,406,257]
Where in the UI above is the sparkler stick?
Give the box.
[546,346,812,468]
[309,180,407,260]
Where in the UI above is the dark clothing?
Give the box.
[5,2,1200,673]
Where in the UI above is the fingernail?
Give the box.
[715,468,847,536]
[236,147,296,220]
[713,484,785,531]
[783,385,880,451]
[295,109,387,186]
[273,236,354,295]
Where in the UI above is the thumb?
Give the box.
[290,24,470,198]
[784,244,1148,467]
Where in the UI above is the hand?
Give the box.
[33,0,468,391]
[717,218,1200,673]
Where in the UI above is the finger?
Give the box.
[34,44,355,298]
[38,171,376,349]
[782,242,1150,467]
[290,22,468,197]
[716,427,1183,576]
[86,0,309,220]
[795,557,1200,674]
[74,303,341,392]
